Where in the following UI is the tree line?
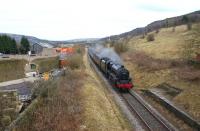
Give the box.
[0,35,30,54]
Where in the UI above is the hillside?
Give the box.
[101,10,200,42]
[105,23,200,122]
[0,33,99,47]
[0,33,50,45]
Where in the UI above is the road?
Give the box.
[0,54,58,61]
[0,77,38,87]
[0,77,39,100]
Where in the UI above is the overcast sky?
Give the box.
[0,0,200,40]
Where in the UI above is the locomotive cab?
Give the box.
[109,63,133,89]
[116,68,133,89]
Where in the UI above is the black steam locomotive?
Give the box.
[88,48,133,91]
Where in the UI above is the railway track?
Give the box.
[87,51,175,131]
[122,91,173,131]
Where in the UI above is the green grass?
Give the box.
[33,57,59,73]
[0,59,27,82]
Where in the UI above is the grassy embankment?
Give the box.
[115,24,200,120]
[0,91,19,131]
[14,46,84,131]
[15,70,84,131]
[0,59,27,82]
[14,45,131,131]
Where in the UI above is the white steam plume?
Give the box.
[91,44,123,64]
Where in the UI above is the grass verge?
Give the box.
[33,57,59,73]
[0,59,27,82]
[15,69,84,131]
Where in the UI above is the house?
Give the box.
[31,42,54,55]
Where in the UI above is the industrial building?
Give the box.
[30,42,55,55]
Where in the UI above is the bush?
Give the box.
[1,115,11,127]
[155,29,159,34]
[129,51,186,71]
[174,66,200,81]
[3,108,17,120]
[74,45,85,55]
[187,23,192,30]
[114,42,128,54]
[67,54,83,69]
[146,34,155,42]
[172,26,176,32]
[130,51,200,81]
[140,34,145,39]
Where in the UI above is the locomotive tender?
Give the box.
[88,48,133,91]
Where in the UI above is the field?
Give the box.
[0,59,27,82]
[118,24,200,120]
[32,57,59,73]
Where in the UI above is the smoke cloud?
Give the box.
[90,45,123,64]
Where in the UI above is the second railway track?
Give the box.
[122,91,173,131]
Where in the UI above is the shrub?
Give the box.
[187,60,200,69]
[67,54,83,69]
[109,41,115,47]
[130,51,170,71]
[1,115,11,127]
[3,108,17,120]
[40,87,48,98]
[147,34,155,42]
[172,26,176,32]
[155,29,159,34]
[182,23,200,65]
[33,57,59,73]
[174,66,200,81]
[140,34,145,39]
[129,51,200,81]
[187,23,192,30]
[74,45,85,55]
[129,51,186,71]
[114,42,128,54]
[31,80,55,98]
